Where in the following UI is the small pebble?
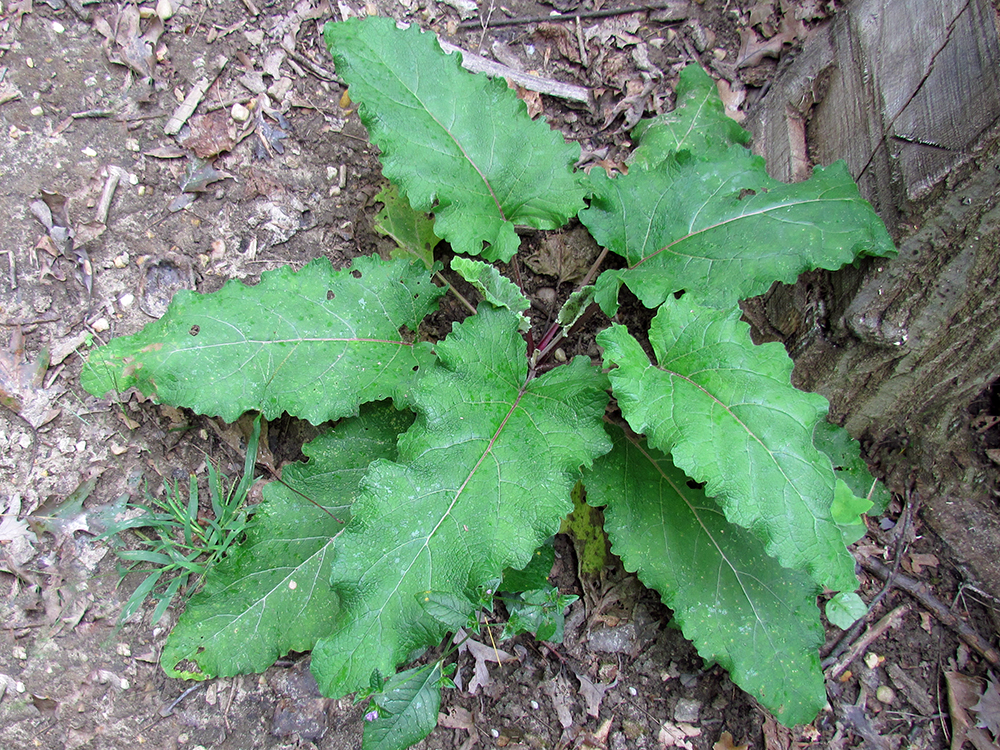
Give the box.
[116,643,131,657]
[535,287,557,309]
[113,252,130,268]
[13,646,27,660]
[30,106,44,117]
[92,317,110,333]
[119,292,135,307]
[529,700,539,710]
[674,697,701,723]
[82,146,98,157]
[553,347,567,363]
[876,685,895,704]
[231,102,251,122]
[52,21,65,33]
[26,57,34,68]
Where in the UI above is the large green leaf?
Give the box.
[630,64,751,169]
[311,305,610,696]
[81,256,444,424]
[585,425,825,726]
[598,298,857,592]
[582,152,895,314]
[324,17,586,262]
[161,403,414,679]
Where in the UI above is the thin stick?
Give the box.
[458,2,681,30]
[826,603,911,680]
[438,39,591,105]
[163,55,228,135]
[436,271,477,315]
[575,15,589,68]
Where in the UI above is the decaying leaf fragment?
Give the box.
[0,328,62,428]
[972,675,1000,742]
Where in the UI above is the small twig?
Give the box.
[458,2,679,30]
[70,108,116,119]
[281,46,342,84]
[578,246,609,289]
[575,15,589,68]
[163,55,229,135]
[437,39,591,105]
[437,271,477,315]
[826,603,911,680]
[95,167,126,226]
[1,249,16,290]
[859,556,1000,667]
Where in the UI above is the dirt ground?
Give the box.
[1,0,998,748]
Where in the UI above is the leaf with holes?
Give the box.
[310,304,610,696]
[161,402,413,679]
[324,17,586,262]
[81,255,444,424]
[598,298,857,592]
[585,424,825,725]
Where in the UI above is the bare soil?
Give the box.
[1,1,997,749]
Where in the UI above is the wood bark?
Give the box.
[745,0,1000,596]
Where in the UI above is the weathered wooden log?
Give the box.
[745,0,1000,596]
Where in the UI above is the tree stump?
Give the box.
[744,0,1000,596]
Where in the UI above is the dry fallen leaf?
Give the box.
[7,0,33,27]
[180,111,239,158]
[907,552,940,575]
[972,675,1000,740]
[945,670,1000,750]
[458,634,514,696]
[0,495,38,569]
[525,225,602,285]
[577,673,615,718]
[658,720,700,749]
[0,328,62,429]
[736,15,808,68]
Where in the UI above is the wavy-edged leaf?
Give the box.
[583,150,895,314]
[598,298,857,592]
[365,663,442,750]
[451,257,529,315]
[585,424,825,726]
[324,17,586,262]
[161,402,414,679]
[311,305,610,696]
[81,255,444,424]
[630,64,751,169]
